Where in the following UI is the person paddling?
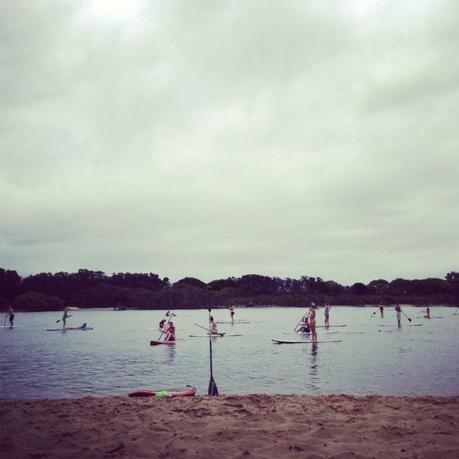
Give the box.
[299,315,311,333]
[379,303,384,318]
[424,306,431,319]
[7,305,15,328]
[165,321,176,342]
[309,304,317,342]
[209,316,219,335]
[324,303,331,328]
[395,304,402,328]
[62,307,71,330]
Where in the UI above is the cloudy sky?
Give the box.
[1,0,458,284]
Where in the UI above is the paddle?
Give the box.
[56,315,72,323]
[401,309,412,323]
[207,307,219,396]
[194,323,225,337]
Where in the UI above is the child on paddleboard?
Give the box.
[299,315,311,333]
[424,306,431,319]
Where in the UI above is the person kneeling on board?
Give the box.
[299,316,311,333]
[165,322,176,342]
[209,316,219,335]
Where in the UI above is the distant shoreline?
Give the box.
[6,303,458,313]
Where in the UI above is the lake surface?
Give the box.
[1,306,458,399]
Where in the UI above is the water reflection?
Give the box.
[162,345,176,365]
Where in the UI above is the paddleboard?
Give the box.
[188,334,242,338]
[128,386,197,397]
[316,324,347,328]
[46,325,93,332]
[377,323,423,327]
[272,339,342,344]
[150,339,177,346]
[415,316,444,319]
[216,320,250,324]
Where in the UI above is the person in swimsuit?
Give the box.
[7,305,14,328]
[324,304,331,328]
[309,305,317,342]
[395,304,402,328]
[209,316,218,335]
[229,305,235,324]
[424,306,431,319]
[379,304,384,318]
[62,307,71,330]
[165,322,176,341]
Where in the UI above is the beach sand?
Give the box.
[1,395,458,458]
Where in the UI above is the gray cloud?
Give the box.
[1,0,458,284]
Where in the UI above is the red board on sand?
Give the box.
[128,386,197,397]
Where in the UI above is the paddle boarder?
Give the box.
[395,304,402,328]
[165,321,176,342]
[324,303,331,327]
[62,307,71,330]
[309,304,317,342]
[379,303,384,318]
[298,315,311,333]
[229,305,235,324]
[424,306,431,319]
[7,304,14,328]
[209,316,219,335]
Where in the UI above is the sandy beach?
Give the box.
[1,394,458,458]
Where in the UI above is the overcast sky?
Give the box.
[1,0,458,285]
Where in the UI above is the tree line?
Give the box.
[0,268,458,311]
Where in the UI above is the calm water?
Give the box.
[1,306,458,399]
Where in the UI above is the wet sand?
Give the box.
[1,394,458,458]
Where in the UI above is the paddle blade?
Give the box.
[208,376,219,396]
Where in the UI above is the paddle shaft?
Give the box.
[294,311,310,332]
[194,323,224,337]
[207,307,219,395]
[401,309,412,322]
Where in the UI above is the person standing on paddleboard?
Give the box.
[324,303,331,328]
[229,305,235,324]
[395,304,402,328]
[424,306,431,319]
[309,304,317,342]
[379,303,384,318]
[7,305,14,328]
[62,307,71,330]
